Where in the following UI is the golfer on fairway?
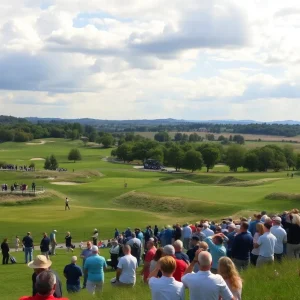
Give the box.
[65,197,70,210]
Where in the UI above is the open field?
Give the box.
[1,138,300,299]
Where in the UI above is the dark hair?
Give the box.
[153,247,163,261]
[264,223,272,230]
[241,222,249,230]
[214,235,224,244]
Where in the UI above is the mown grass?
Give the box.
[1,250,300,300]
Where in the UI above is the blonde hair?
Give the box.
[198,241,209,251]
[256,223,264,235]
[218,257,242,291]
[159,256,176,274]
[291,214,300,226]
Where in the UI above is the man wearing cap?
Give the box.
[63,256,83,293]
[28,255,63,298]
[49,230,57,256]
[80,241,93,289]
[84,245,107,295]
[23,232,34,264]
[202,223,214,237]
[231,222,253,271]
[20,270,69,300]
[249,214,262,236]
[270,216,287,262]
[162,245,188,282]
[204,234,227,274]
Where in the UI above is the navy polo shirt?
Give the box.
[63,263,83,285]
[23,236,33,248]
[231,232,253,260]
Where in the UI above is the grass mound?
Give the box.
[215,176,244,185]
[265,192,300,200]
[221,178,282,187]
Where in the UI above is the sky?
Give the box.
[1,0,300,121]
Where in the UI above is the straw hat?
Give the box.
[28,255,52,269]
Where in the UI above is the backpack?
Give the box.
[131,242,140,258]
[10,256,17,264]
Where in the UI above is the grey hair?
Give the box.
[36,271,56,295]
[198,251,212,267]
[173,240,183,250]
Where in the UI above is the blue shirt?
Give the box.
[249,220,260,236]
[64,263,83,285]
[205,237,227,269]
[225,231,236,251]
[80,248,93,266]
[40,237,50,252]
[84,254,107,282]
[231,232,253,260]
[23,236,33,248]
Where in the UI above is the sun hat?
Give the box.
[71,256,77,263]
[53,230,57,232]
[28,255,52,269]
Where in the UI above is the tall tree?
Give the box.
[243,151,259,172]
[68,149,82,163]
[166,145,184,171]
[198,144,220,172]
[154,131,170,142]
[283,145,296,170]
[183,150,203,172]
[225,144,245,172]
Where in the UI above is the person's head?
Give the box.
[131,232,136,238]
[191,236,200,246]
[66,231,70,236]
[198,241,209,251]
[71,256,77,264]
[261,211,267,216]
[228,223,236,233]
[16,235,18,238]
[240,222,249,232]
[272,216,282,226]
[173,240,183,252]
[218,257,242,291]
[27,232,31,236]
[43,232,47,237]
[198,251,212,271]
[3,238,8,243]
[35,271,56,296]
[91,245,99,254]
[215,226,222,233]
[203,222,209,229]
[53,230,57,233]
[264,222,272,232]
[291,214,300,226]
[254,214,262,221]
[123,244,131,255]
[159,256,176,277]
[86,241,92,249]
[147,240,154,250]
[256,222,264,235]
[153,247,163,262]
[212,234,224,245]
[28,255,52,275]
[163,245,175,256]
[197,224,203,232]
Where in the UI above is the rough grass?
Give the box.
[215,176,244,185]
[221,178,282,187]
[265,192,300,200]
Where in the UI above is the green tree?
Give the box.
[166,145,185,171]
[147,147,164,163]
[183,150,203,172]
[68,149,82,163]
[296,154,300,170]
[243,151,259,172]
[257,147,274,172]
[198,144,220,172]
[174,132,183,142]
[101,134,114,148]
[206,134,215,141]
[80,136,89,146]
[49,154,59,170]
[154,131,170,142]
[44,157,51,170]
[283,145,296,170]
[189,133,202,142]
[116,143,133,162]
[225,144,245,172]
[233,135,245,144]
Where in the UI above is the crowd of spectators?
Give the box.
[1,208,300,299]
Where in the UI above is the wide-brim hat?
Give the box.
[28,255,52,269]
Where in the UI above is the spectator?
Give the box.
[28,255,63,298]
[127,233,142,265]
[164,225,173,246]
[270,216,287,262]
[231,222,253,271]
[174,224,182,241]
[109,240,120,270]
[136,228,144,243]
[250,223,264,266]
[80,241,93,289]
[84,245,107,295]
[254,223,277,267]
[1,238,9,265]
[203,223,214,237]
[111,245,138,287]
[125,227,132,239]
[150,247,163,273]
[283,213,300,259]
[49,230,57,256]
[260,211,268,223]
[187,236,200,262]
[141,240,157,283]
[114,228,119,239]
[182,251,233,300]
[182,223,192,250]
[163,245,188,282]
[19,270,69,300]
[174,240,190,264]
[65,232,73,253]
[249,214,262,236]
[204,234,227,273]
[148,256,185,300]
[15,235,20,252]
[23,232,34,264]
[218,257,243,300]
[154,225,159,237]
[40,233,50,259]
[92,229,98,246]
[63,256,83,293]
[224,223,236,258]
[192,225,206,242]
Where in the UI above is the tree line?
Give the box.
[112,137,300,173]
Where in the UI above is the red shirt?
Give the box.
[190,225,196,233]
[20,295,69,300]
[173,257,188,282]
[143,246,157,281]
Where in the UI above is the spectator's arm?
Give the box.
[254,236,261,249]
[219,278,234,300]
[116,268,122,281]
[184,260,197,275]
[148,263,160,281]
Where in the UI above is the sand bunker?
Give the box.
[51,182,82,186]
[26,140,46,145]
[168,179,195,184]
[30,158,45,161]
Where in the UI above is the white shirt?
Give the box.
[149,276,185,300]
[203,228,214,237]
[181,271,233,300]
[117,254,138,284]
[251,233,260,255]
[183,226,192,239]
[127,237,142,248]
[257,232,277,257]
[270,225,287,254]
